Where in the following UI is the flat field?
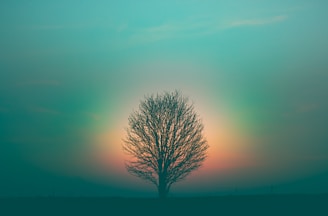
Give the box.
[1,194,327,216]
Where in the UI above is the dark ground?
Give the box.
[1,194,327,216]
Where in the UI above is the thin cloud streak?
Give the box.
[16,80,61,87]
[125,21,214,46]
[297,103,319,113]
[26,25,66,30]
[18,23,111,31]
[124,15,288,46]
[30,106,61,115]
[228,15,288,27]
[84,112,101,121]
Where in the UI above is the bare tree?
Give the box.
[123,91,208,198]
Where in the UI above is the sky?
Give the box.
[0,0,328,197]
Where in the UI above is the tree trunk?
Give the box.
[158,174,168,199]
[158,184,167,199]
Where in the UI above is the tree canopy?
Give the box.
[123,91,208,198]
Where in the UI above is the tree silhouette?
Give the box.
[123,91,208,198]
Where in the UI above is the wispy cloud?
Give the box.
[26,25,66,30]
[126,21,215,45]
[19,22,104,31]
[16,80,61,87]
[124,15,288,46]
[30,106,61,115]
[300,155,328,162]
[297,103,319,113]
[228,15,288,27]
[84,112,101,121]
[117,23,128,32]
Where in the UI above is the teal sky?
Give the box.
[1,0,328,196]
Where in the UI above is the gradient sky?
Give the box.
[1,0,328,197]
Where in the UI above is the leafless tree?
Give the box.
[123,91,208,198]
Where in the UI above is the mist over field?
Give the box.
[1,0,328,198]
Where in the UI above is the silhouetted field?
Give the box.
[1,194,327,216]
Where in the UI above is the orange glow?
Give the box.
[89,100,258,185]
[200,108,257,175]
